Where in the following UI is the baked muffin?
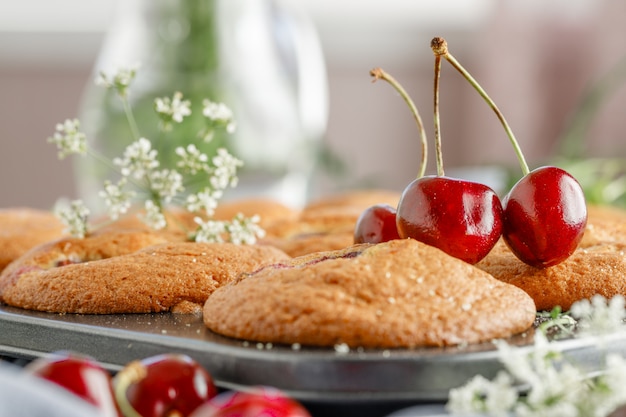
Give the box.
[477,239,626,311]
[258,190,401,257]
[0,208,67,272]
[203,239,536,348]
[212,197,299,229]
[301,189,401,215]
[579,204,626,247]
[92,207,198,241]
[260,207,358,257]
[0,231,289,314]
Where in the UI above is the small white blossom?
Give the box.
[225,213,265,245]
[210,148,243,191]
[148,169,184,203]
[334,343,351,354]
[113,138,159,180]
[98,179,135,220]
[185,188,222,216]
[95,64,139,97]
[154,91,191,130]
[570,294,626,337]
[495,332,558,390]
[447,296,626,417]
[522,360,588,416]
[176,144,210,175]
[447,372,517,416]
[141,200,167,230]
[193,217,226,243]
[516,399,580,417]
[202,99,235,128]
[47,119,87,159]
[201,99,236,141]
[54,199,90,238]
[585,354,626,417]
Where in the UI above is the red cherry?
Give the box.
[391,43,503,265]
[502,166,587,268]
[189,387,311,417]
[396,176,503,264]
[370,52,503,264]
[430,38,588,267]
[354,204,401,244]
[113,353,217,417]
[26,351,121,417]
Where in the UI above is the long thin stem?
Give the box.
[86,147,146,191]
[87,148,118,173]
[431,37,530,176]
[370,67,428,179]
[122,97,141,141]
[433,55,444,177]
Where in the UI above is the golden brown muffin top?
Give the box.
[204,239,536,348]
[0,207,67,271]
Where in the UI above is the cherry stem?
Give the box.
[433,54,445,177]
[113,364,144,417]
[370,67,428,179]
[430,37,531,176]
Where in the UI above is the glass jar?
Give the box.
[77,0,328,213]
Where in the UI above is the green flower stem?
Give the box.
[87,149,117,172]
[122,97,141,141]
[85,147,141,192]
[431,37,531,177]
[119,95,160,201]
[370,67,428,179]
[433,54,445,177]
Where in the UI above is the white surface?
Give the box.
[385,404,488,417]
[0,362,106,417]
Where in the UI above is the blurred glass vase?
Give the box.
[77,0,328,213]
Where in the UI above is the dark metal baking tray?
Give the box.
[0,304,622,404]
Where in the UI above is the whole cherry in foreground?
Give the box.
[396,176,503,264]
[113,353,217,417]
[354,204,401,244]
[431,37,587,267]
[503,166,587,267]
[26,351,121,417]
[189,387,312,417]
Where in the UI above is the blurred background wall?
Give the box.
[1,0,625,209]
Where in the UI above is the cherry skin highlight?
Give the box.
[113,353,217,417]
[502,166,587,268]
[189,387,312,417]
[396,176,504,264]
[26,351,121,417]
[354,204,401,244]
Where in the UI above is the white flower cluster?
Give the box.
[54,200,90,239]
[95,64,139,97]
[98,179,134,220]
[192,211,264,244]
[49,66,264,244]
[47,119,87,159]
[154,91,192,131]
[200,99,237,141]
[176,144,209,175]
[570,294,626,337]
[447,295,626,417]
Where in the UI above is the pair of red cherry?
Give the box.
[355,167,587,267]
[355,38,587,268]
[26,351,310,417]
